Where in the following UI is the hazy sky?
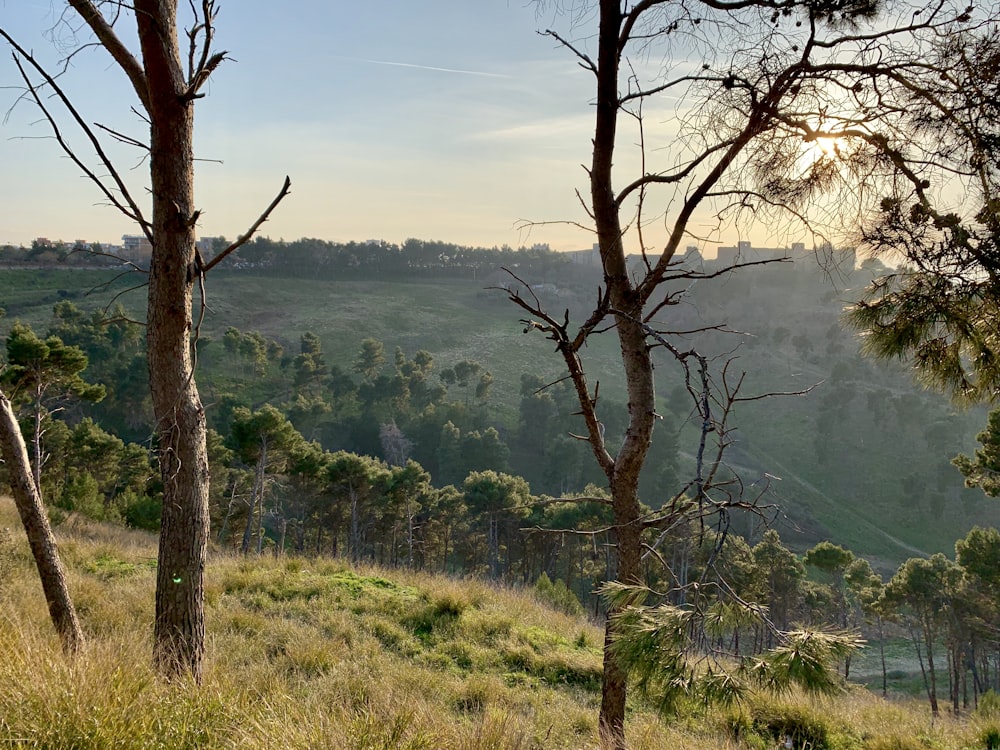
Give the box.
[0,2,624,251]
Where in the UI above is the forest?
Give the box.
[3,247,1000,721]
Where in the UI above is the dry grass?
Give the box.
[0,498,995,749]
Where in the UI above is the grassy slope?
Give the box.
[4,268,1000,569]
[0,499,995,749]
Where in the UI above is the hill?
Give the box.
[0,260,998,568]
[0,499,994,749]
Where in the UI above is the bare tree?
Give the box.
[1,1,289,680]
[513,1,991,745]
[0,392,83,653]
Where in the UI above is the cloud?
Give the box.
[335,56,510,79]
[466,113,592,144]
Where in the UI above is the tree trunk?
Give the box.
[878,615,888,698]
[137,0,210,682]
[488,513,499,580]
[350,486,360,563]
[241,445,267,554]
[0,391,83,653]
[587,2,658,745]
[32,391,43,498]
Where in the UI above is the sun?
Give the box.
[797,135,843,171]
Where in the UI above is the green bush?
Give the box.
[533,572,585,617]
[119,489,161,531]
[59,472,106,519]
[748,701,832,750]
[981,691,1000,717]
[403,593,467,641]
[981,725,1000,750]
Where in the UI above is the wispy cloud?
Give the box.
[467,114,592,143]
[337,56,510,79]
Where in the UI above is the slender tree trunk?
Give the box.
[137,0,210,681]
[911,621,938,715]
[927,628,940,715]
[488,513,499,580]
[407,498,414,569]
[241,445,267,554]
[32,392,43,498]
[878,615,888,698]
[350,486,360,563]
[217,478,239,544]
[275,518,286,558]
[587,2,658,744]
[0,391,83,653]
[442,525,450,573]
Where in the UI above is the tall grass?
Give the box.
[0,498,995,748]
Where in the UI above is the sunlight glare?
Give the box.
[797,135,841,171]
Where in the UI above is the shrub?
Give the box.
[981,691,1000,717]
[533,572,585,617]
[403,592,467,641]
[59,473,106,519]
[982,725,1000,750]
[749,701,831,750]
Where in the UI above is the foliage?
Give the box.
[846,29,1000,403]
[2,267,997,565]
[604,582,862,717]
[955,410,1000,497]
[533,572,585,617]
[1,321,105,406]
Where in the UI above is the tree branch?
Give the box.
[66,0,150,110]
[0,35,152,239]
[202,176,292,273]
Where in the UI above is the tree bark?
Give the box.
[0,391,83,653]
[135,0,211,681]
[588,2,658,745]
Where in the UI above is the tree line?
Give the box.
[0,236,578,282]
[9,300,1000,720]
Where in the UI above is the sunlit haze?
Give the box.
[0,2,798,256]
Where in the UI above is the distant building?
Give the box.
[682,245,703,264]
[121,234,153,262]
[566,243,602,268]
[711,240,860,272]
[715,240,806,266]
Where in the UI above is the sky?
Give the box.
[0,1,618,252]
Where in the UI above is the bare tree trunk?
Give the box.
[241,447,267,555]
[350,487,360,563]
[590,3,655,744]
[134,0,210,681]
[31,391,43,498]
[488,513,499,580]
[0,391,83,653]
[878,615,888,698]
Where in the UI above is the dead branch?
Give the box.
[65,0,149,110]
[93,121,148,150]
[540,29,596,75]
[202,176,292,273]
[0,38,152,239]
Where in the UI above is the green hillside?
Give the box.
[0,500,993,749]
[1,261,997,569]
